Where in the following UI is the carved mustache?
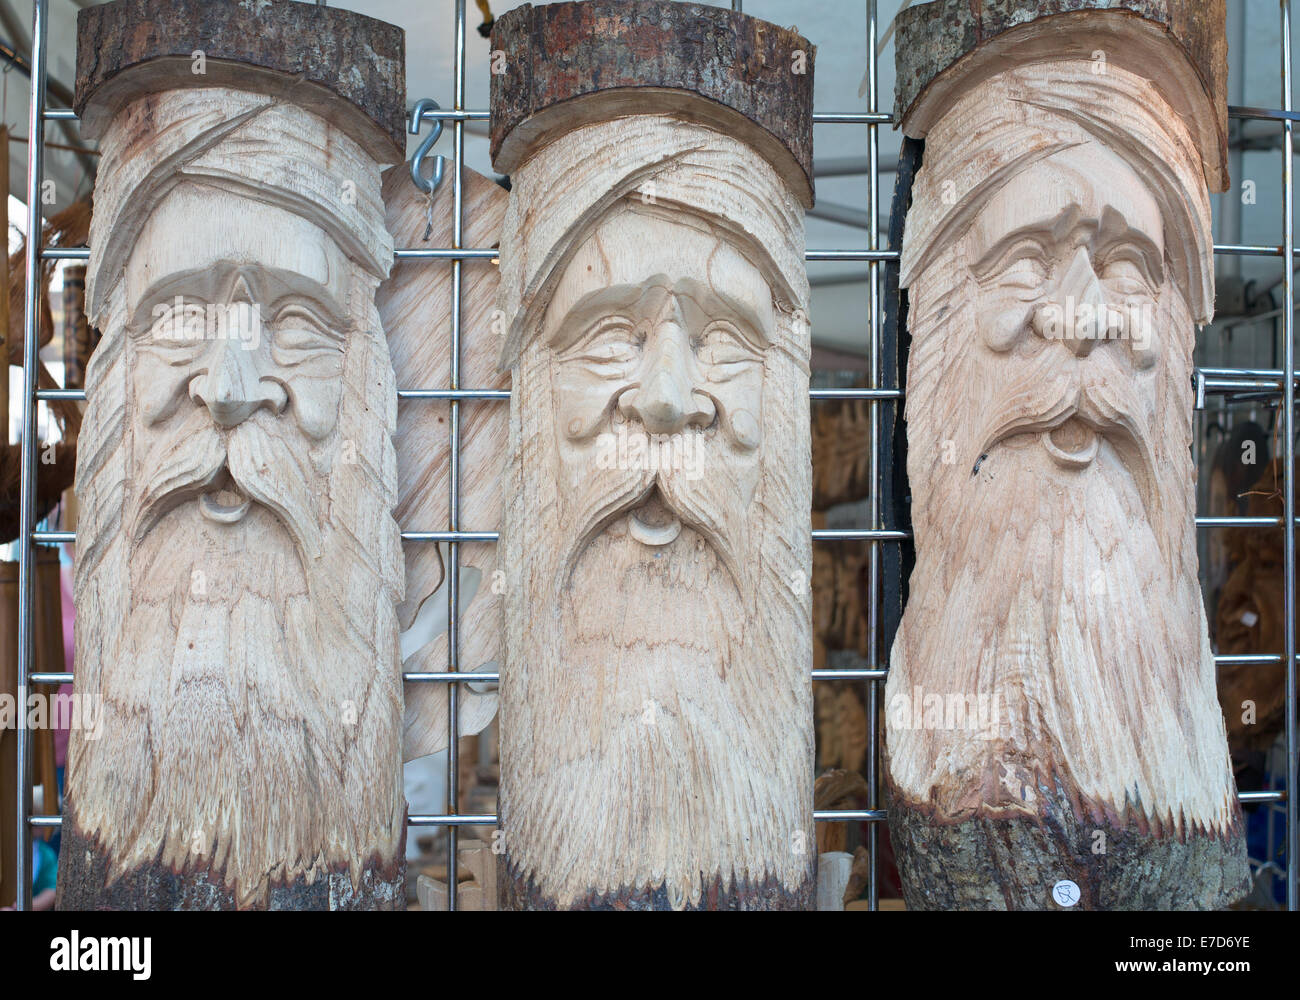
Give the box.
[975,347,1160,526]
[977,343,1154,460]
[131,410,323,560]
[554,452,746,599]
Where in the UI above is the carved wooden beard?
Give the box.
[887,63,1248,909]
[60,91,406,909]
[498,148,814,909]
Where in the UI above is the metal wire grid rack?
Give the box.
[7,0,1298,912]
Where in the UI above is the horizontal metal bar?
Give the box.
[29,815,60,828]
[401,531,499,542]
[37,522,1296,546]
[38,652,1284,688]
[1200,367,1300,379]
[394,248,498,261]
[36,99,1285,135]
[42,246,504,263]
[807,249,898,262]
[409,669,894,683]
[1215,654,1286,666]
[810,388,901,400]
[408,814,497,827]
[1239,790,1287,804]
[812,668,887,681]
[40,387,906,403]
[408,110,891,128]
[814,809,888,822]
[1229,104,1300,122]
[1202,379,1282,392]
[30,531,72,544]
[812,112,892,124]
[46,242,1290,266]
[1214,243,1292,257]
[413,108,489,123]
[39,246,88,260]
[397,389,510,400]
[37,657,1293,688]
[813,529,910,541]
[32,528,919,545]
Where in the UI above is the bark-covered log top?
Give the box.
[75,0,406,163]
[893,0,1228,192]
[489,0,816,207]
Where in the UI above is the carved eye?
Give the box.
[139,300,209,363]
[1099,256,1153,297]
[694,322,760,370]
[996,255,1048,291]
[271,306,342,365]
[566,318,641,368]
[975,237,1048,291]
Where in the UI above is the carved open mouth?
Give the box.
[199,466,252,525]
[1042,417,1100,469]
[627,491,682,547]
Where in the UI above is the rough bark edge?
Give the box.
[55,813,407,911]
[489,0,814,204]
[75,0,406,161]
[498,854,816,911]
[886,776,1251,911]
[892,0,1228,192]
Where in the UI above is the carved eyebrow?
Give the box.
[132,265,349,332]
[672,277,772,347]
[1092,211,1165,286]
[971,207,1164,287]
[548,276,774,354]
[546,284,646,352]
[970,228,1051,279]
[267,297,348,341]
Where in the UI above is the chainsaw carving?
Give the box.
[886,0,1249,909]
[58,0,408,909]
[490,1,816,910]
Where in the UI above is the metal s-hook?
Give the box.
[409,97,445,195]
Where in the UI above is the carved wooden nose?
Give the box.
[191,339,285,427]
[619,329,714,434]
[1030,246,1114,357]
[624,369,712,434]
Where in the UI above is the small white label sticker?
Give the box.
[1052,879,1081,907]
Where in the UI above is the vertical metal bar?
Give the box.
[15,0,48,914]
[865,0,881,913]
[445,0,467,912]
[1281,0,1298,914]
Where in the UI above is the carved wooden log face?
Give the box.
[496,115,815,909]
[58,87,406,910]
[887,59,1249,909]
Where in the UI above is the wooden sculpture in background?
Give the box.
[58,0,408,909]
[491,0,816,910]
[887,0,1248,909]
[1215,458,1294,758]
[61,265,96,391]
[0,200,89,543]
